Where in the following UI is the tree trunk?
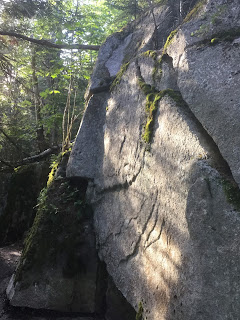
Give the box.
[31,49,48,152]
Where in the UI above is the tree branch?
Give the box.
[0,31,101,51]
[0,128,31,157]
[0,145,61,172]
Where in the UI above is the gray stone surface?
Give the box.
[166,0,240,186]
[67,0,240,319]
[84,1,187,100]
[67,92,109,180]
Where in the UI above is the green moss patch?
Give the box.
[183,0,207,23]
[163,29,178,53]
[138,76,186,144]
[47,148,71,187]
[210,28,240,45]
[143,50,157,60]
[110,62,130,91]
[221,179,240,212]
[136,301,143,320]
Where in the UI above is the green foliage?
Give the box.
[0,0,129,164]
[105,0,167,20]
[105,0,145,20]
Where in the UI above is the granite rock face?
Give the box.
[67,0,240,319]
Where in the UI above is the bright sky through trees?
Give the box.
[0,0,131,166]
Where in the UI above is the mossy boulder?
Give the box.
[7,177,101,313]
[67,1,240,319]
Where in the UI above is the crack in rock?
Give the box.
[145,218,166,250]
[144,203,160,247]
[118,192,158,265]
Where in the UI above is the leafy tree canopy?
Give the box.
[0,0,128,167]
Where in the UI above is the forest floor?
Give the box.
[0,244,101,320]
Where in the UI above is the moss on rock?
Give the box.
[138,76,187,144]
[15,176,91,283]
[110,62,130,91]
[163,29,178,53]
[210,28,240,45]
[183,0,207,23]
[221,179,240,212]
[136,301,143,320]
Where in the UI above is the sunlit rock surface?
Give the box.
[67,0,240,319]
[7,0,240,319]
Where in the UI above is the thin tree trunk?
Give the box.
[147,0,159,49]
[134,0,138,19]
[31,48,47,152]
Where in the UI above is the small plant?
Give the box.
[35,187,48,211]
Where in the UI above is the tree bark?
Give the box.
[0,31,100,51]
[31,49,48,152]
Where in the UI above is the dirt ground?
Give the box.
[0,244,101,320]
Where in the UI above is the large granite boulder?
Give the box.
[6,177,101,313]
[66,0,240,319]
[6,166,136,319]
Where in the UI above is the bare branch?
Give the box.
[0,145,61,171]
[0,31,101,51]
[0,128,31,157]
